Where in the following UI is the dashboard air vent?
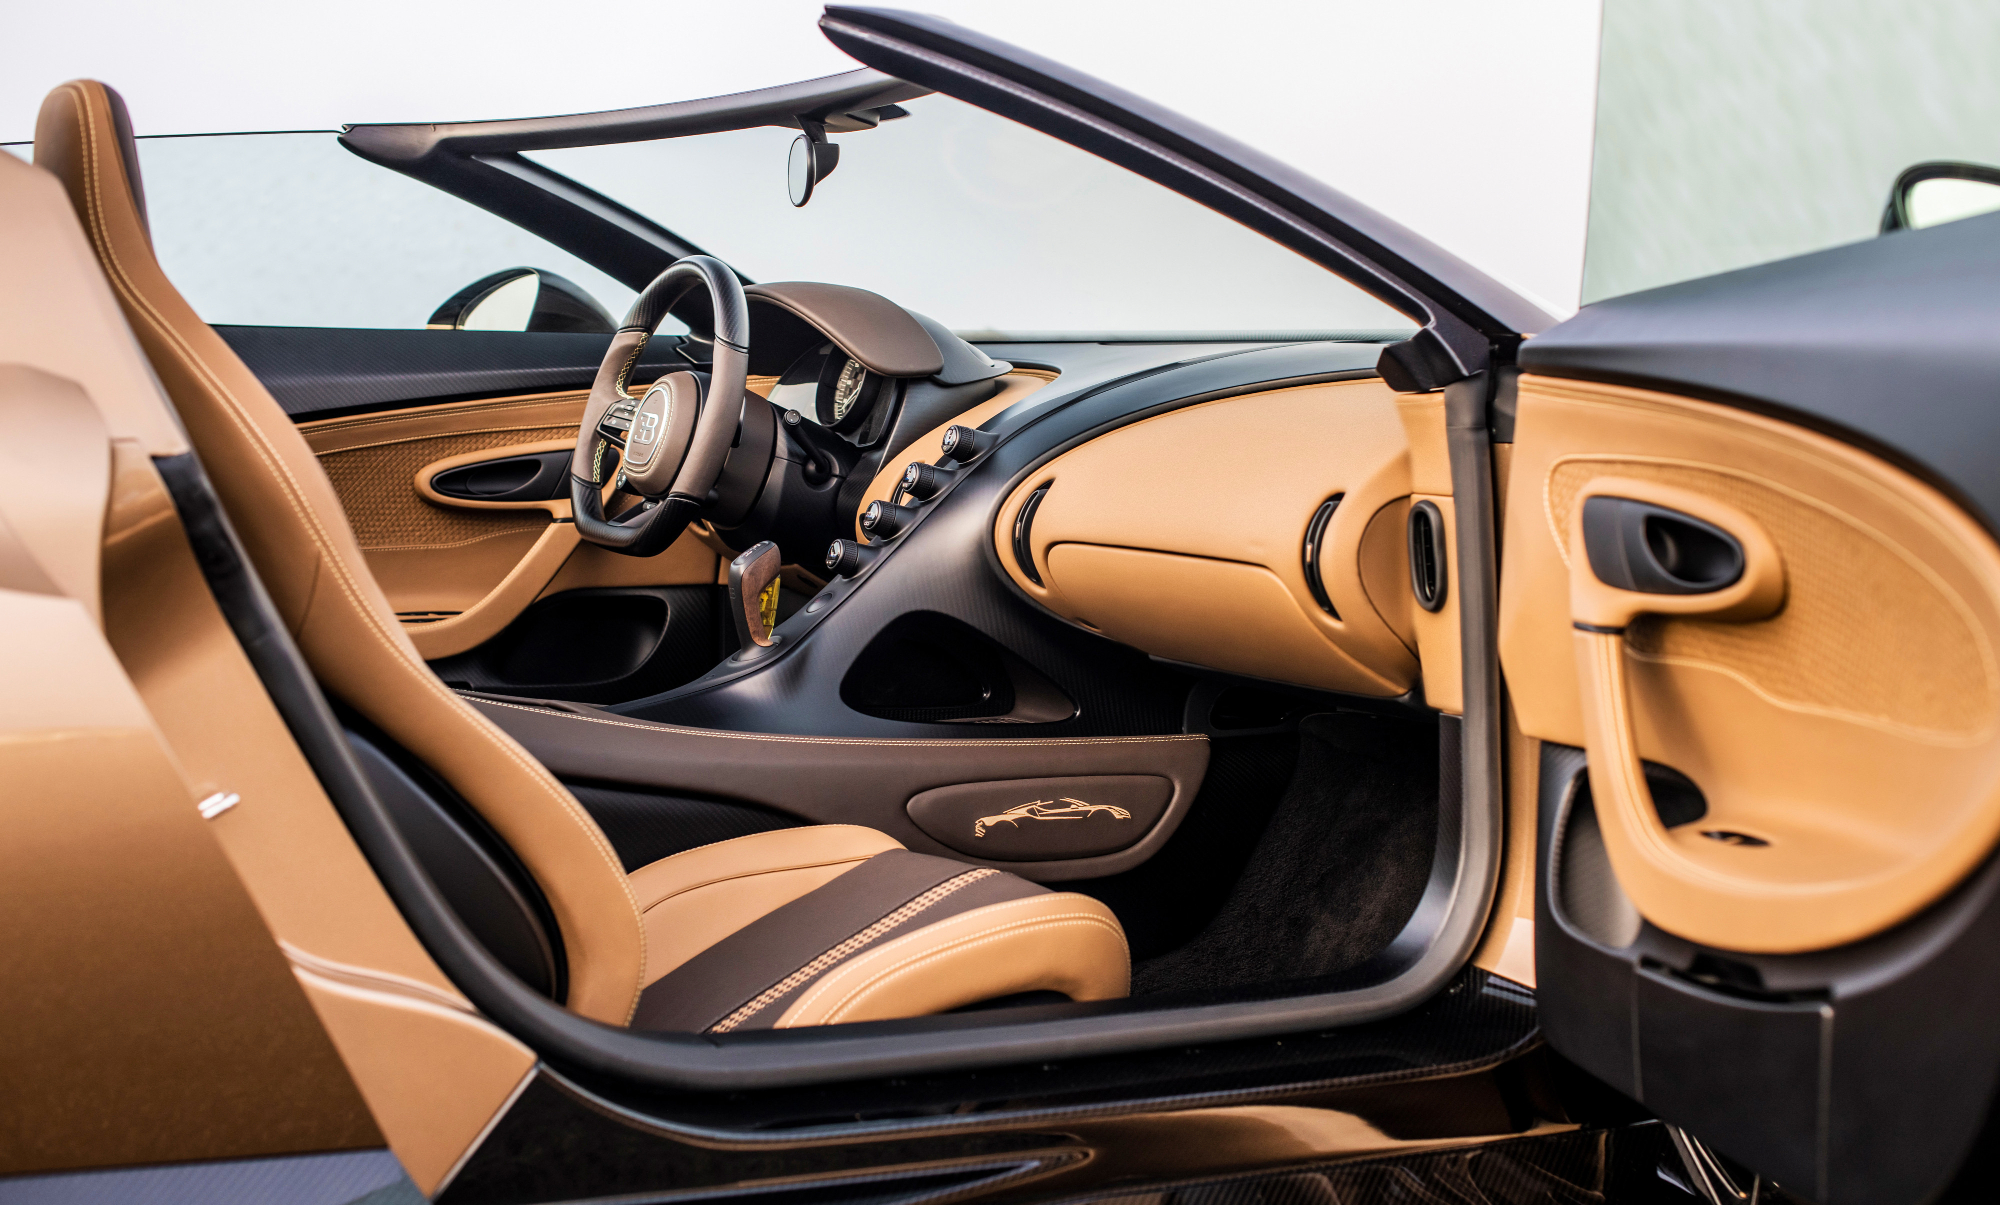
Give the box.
[1012,481,1052,586]
[1302,494,1343,618]
[1408,499,1448,612]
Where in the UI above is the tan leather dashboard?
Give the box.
[994,378,1440,700]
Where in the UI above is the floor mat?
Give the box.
[1131,710,1439,995]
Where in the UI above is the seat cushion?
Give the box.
[631,839,1128,1032]
[629,824,903,986]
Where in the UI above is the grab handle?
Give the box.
[1566,478,1784,941]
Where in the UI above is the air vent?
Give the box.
[1408,499,1447,612]
[1012,481,1052,586]
[1301,494,1343,618]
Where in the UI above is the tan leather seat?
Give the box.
[33,79,1129,1030]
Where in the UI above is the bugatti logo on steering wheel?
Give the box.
[973,798,1132,838]
[633,409,661,445]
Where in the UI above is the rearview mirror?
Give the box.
[787,125,841,207]
[427,267,615,333]
[1880,161,2000,233]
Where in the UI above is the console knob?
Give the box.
[825,538,880,578]
[860,499,919,539]
[900,461,956,501]
[938,424,996,463]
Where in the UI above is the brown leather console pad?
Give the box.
[469,697,1209,881]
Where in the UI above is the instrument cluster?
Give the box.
[766,343,892,443]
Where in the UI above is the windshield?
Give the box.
[528,94,1411,339]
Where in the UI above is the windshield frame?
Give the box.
[341,70,929,300]
[341,62,1547,366]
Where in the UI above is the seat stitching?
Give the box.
[799,911,1127,1025]
[472,698,1208,749]
[67,83,646,1019]
[708,868,1000,1034]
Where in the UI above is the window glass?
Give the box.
[528,94,1410,337]
[1583,0,2000,304]
[129,132,637,328]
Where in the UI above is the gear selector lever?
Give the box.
[727,541,783,656]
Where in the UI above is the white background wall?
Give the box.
[2,0,1605,315]
[1583,0,2000,302]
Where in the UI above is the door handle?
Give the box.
[1567,477,1785,941]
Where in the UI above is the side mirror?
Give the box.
[1880,161,2000,233]
[787,122,841,208]
[427,268,615,334]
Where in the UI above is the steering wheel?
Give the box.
[571,255,750,557]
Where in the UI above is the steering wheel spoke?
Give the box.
[596,397,638,448]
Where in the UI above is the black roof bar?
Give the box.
[339,70,929,298]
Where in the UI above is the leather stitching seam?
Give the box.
[708,868,1000,1034]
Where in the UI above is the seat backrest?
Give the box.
[33,80,646,1025]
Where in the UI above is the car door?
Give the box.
[1502,207,2000,1204]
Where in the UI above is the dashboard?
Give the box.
[990,376,1448,704]
[629,275,1450,733]
[625,337,1446,739]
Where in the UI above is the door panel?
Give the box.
[298,389,720,659]
[1501,375,2000,952]
[1502,373,2000,1202]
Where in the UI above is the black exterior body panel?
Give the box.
[1536,745,2000,1205]
[1521,210,2000,531]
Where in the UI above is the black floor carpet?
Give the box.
[1068,733,1302,960]
[1131,710,1440,996]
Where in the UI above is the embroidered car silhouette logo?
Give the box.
[973,798,1132,838]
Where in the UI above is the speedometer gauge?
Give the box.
[832,358,868,423]
[815,352,882,433]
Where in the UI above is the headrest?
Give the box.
[35,81,151,243]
